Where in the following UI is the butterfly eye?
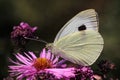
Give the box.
[78,24,86,31]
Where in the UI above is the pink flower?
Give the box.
[74,66,94,80]
[9,48,75,80]
[11,22,37,39]
[11,22,38,46]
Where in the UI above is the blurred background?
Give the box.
[0,0,120,79]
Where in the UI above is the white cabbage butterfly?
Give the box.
[47,9,104,66]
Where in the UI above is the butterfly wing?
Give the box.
[54,9,98,42]
[53,30,104,66]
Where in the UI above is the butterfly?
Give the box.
[45,9,104,66]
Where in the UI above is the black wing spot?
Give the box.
[78,24,86,31]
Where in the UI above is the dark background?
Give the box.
[0,0,120,79]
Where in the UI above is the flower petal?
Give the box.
[40,48,46,58]
[29,52,37,59]
[45,68,75,79]
[53,56,59,64]
[46,51,51,60]
[15,54,31,65]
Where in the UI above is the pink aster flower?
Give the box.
[73,65,94,80]
[11,22,37,38]
[11,22,37,46]
[9,48,75,80]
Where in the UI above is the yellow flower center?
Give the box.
[33,58,52,70]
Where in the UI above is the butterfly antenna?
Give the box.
[24,37,48,44]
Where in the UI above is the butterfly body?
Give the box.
[46,9,104,66]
